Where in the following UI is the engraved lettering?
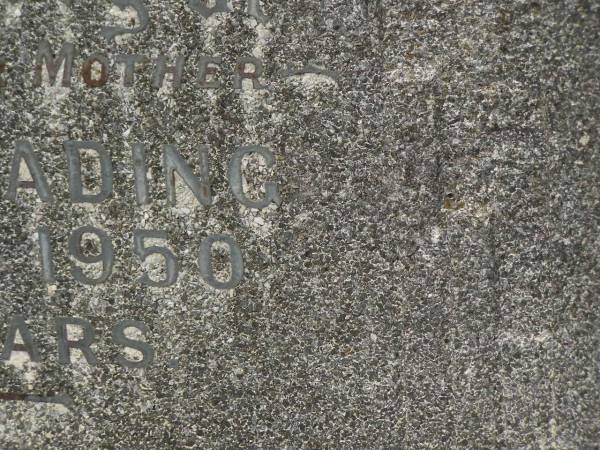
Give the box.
[229,145,280,209]
[111,320,155,368]
[116,54,147,87]
[281,63,339,82]
[1,316,41,363]
[163,145,212,206]
[199,234,244,290]
[101,0,149,42]
[68,226,114,285]
[64,140,113,203]
[33,40,75,87]
[198,56,222,89]
[133,230,178,287]
[37,226,55,283]
[56,318,97,366]
[132,143,150,205]
[6,140,53,203]
[152,55,185,89]
[187,0,231,18]
[234,57,264,90]
[81,53,110,87]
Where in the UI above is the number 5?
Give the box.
[133,230,178,287]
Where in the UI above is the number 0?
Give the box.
[199,235,244,290]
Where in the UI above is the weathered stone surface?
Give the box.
[0,0,598,448]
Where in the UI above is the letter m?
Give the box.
[33,40,75,87]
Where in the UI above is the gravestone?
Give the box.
[0,0,598,448]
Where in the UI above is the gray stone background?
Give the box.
[0,0,598,448]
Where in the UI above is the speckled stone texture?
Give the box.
[0,0,598,448]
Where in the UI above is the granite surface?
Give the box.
[0,0,598,448]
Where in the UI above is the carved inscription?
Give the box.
[6,140,279,289]
[101,0,150,42]
[3,1,338,92]
[0,1,318,373]
[30,41,266,90]
[39,226,245,290]
[7,141,279,209]
[188,0,269,23]
[1,316,155,368]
